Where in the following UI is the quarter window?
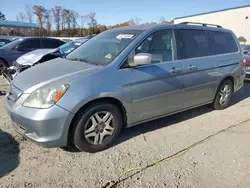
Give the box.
[135,30,177,64]
[42,39,64,48]
[177,29,210,59]
[211,31,238,54]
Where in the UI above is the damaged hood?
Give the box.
[16,48,58,66]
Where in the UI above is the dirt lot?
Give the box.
[1,78,250,188]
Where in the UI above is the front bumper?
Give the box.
[4,91,75,148]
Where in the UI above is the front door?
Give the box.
[129,29,185,123]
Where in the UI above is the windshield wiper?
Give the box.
[66,57,100,66]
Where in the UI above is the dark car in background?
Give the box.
[0,38,11,48]
[0,37,65,73]
[2,37,90,83]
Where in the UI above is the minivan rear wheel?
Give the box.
[212,80,233,110]
[69,102,123,153]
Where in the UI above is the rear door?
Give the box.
[176,29,219,108]
[129,29,185,123]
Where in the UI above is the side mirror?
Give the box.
[129,53,152,67]
[15,45,23,51]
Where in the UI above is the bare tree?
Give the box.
[87,12,97,34]
[16,12,26,22]
[63,8,72,36]
[134,17,141,25]
[44,10,52,36]
[128,19,136,26]
[51,6,62,36]
[25,5,33,23]
[159,17,165,23]
[71,10,79,36]
[79,15,88,36]
[33,5,46,34]
[61,8,67,30]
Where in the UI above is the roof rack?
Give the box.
[179,22,222,28]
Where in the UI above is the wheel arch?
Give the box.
[68,97,128,137]
[214,75,235,99]
[0,57,8,66]
[219,75,235,92]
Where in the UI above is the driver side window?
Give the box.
[135,30,177,64]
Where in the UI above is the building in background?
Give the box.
[174,5,250,45]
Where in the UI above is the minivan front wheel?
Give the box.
[70,103,123,153]
[213,80,233,110]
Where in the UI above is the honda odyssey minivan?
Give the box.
[5,22,245,152]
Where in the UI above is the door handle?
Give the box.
[170,67,181,74]
[188,65,197,70]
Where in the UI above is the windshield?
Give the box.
[59,40,86,55]
[0,38,23,49]
[66,30,141,65]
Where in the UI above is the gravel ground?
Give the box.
[1,77,250,188]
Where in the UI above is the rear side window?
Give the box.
[211,31,238,54]
[177,29,210,59]
[42,39,64,48]
[21,39,41,49]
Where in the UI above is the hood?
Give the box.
[12,58,99,92]
[16,49,58,66]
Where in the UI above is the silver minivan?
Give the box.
[4,23,245,152]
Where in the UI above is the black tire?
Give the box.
[212,80,233,110]
[0,59,7,75]
[69,102,123,153]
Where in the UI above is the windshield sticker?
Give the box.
[105,54,112,59]
[74,42,82,46]
[116,34,134,39]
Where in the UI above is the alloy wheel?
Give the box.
[84,111,115,145]
[219,85,231,105]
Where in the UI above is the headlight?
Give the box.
[23,84,69,109]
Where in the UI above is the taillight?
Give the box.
[242,59,246,69]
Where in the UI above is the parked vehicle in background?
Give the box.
[11,37,22,41]
[0,37,65,74]
[2,37,90,83]
[244,54,250,80]
[0,38,11,47]
[4,23,245,153]
[61,39,72,43]
[242,45,250,55]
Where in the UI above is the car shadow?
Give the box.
[115,83,250,147]
[0,129,20,178]
[231,82,250,105]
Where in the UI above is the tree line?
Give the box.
[0,6,173,37]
